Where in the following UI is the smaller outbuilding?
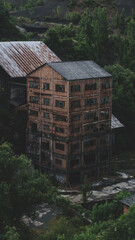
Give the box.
[121,194,135,214]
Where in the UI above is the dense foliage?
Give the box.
[105,64,135,150]
[33,190,130,240]
[0,142,59,238]
[44,6,135,70]
[73,203,135,240]
[0,0,26,41]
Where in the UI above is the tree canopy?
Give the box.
[0,142,58,236]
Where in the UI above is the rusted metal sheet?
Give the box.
[0,41,61,78]
[111,114,124,129]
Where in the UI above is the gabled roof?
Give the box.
[0,41,61,78]
[48,61,112,80]
[121,194,135,207]
[111,114,124,129]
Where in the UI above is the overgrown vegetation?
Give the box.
[28,190,131,240]
[0,142,67,239]
[0,0,26,41]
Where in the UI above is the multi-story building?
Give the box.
[27,61,112,183]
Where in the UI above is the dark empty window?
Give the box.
[71,85,80,92]
[30,81,38,89]
[55,127,64,133]
[42,141,49,150]
[85,98,97,106]
[101,96,109,104]
[100,149,109,161]
[85,83,97,91]
[55,85,65,92]
[100,122,109,131]
[55,115,67,122]
[71,143,79,153]
[70,159,79,168]
[44,98,49,105]
[30,96,38,103]
[84,111,97,120]
[84,124,97,132]
[55,159,62,166]
[71,115,80,122]
[31,122,37,132]
[71,100,80,108]
[71,128,80,133]
[84,139,96,148]
[56,143,64,151]
[44,83,49,90]
[55,100,65,108]
[102,82,110,89]
[30,110,38,116]
[44,112,50,119]
[84,152,96,165]
[43,125,49,130]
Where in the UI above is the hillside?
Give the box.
[11,0,135,22]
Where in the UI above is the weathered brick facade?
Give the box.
[27,62,112,183]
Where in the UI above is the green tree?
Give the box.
[125,18,135,71]
[89,190,130,222]
[0,0,26,40]
[5,226,20,240]
[92,7,109,65]
[45,23,76,60]
[0,142,58,232]
[73,202,135,240]
[105,64,135,150]
[81,175,92,203]
[119,8,126,34]
[105,64,135,125]
[75,8,93,60]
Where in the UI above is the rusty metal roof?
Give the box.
[111,114,124,129]
[0,41,61,78]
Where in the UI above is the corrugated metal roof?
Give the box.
[120,194,135,206]
[48,61,112,80]
[111,114,124,129]
[0,41,61,78]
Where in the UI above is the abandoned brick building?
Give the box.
[0,41,123,183]
[0,41,60,106]
[27,61,113,183]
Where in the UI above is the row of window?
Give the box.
[29,82,110,91]
[29,110,109,122]
[55,156,97,168]
[30,97,110,106]
[41,138,98,152]
[34,141,109,155]
[55,152,97,168]
[31,121,109,135]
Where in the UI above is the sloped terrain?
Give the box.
[11,0,135,21]
[116,0,135,16]
[12,0,68,21]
